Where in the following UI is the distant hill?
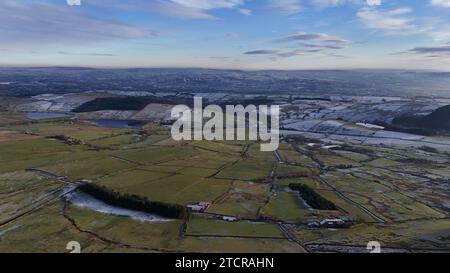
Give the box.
[2,67,450,98]
[391,105,450,135]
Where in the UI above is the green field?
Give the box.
[1,111,449,253]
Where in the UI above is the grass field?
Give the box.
[260,191,311,222]
[1,109,449,253]
[186,215,284,238]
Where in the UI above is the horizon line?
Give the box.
[0,64,446,73]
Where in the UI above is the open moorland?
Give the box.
[0,103,449,252]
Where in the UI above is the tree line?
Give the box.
[78,183,191,220]
[289,183,337,210]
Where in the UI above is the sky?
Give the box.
[1,0,450,70]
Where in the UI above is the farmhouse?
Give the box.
[320,218,346,228]
[222,216,237,222]
[187,202,211,212]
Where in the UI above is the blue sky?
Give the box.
[1,0,450,70]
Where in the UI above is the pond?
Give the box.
[26,112,70,120]
[88,119,145,129]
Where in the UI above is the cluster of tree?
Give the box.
[292,97,332,102]
[73,97,152,112]
[397,157,433,165]
[384,125,434,136]
[340,144,374,156]
[419,146,438,154]
[391,105,450,136]
[333,164,354,169]
[289,183,337,210]
[78,183,191,220]
[159,120,176,126]
[46,135,84,145]
[285,135,320,145]
[72,96,194,113]
[218,97,275,107]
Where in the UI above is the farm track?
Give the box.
[293,144,387,223]
[0,187,76,227]
[255,150,280,218]
[274,150,283,163]
[111,156,144,166]
[317,176,385,223]
[206,143,252,179]
[190,145,238,157]
[346,170,448,220]
[0,182,59,198]
[278,223,309,253]
[25,169,84,186]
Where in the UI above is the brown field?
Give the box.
[0,131,40,142]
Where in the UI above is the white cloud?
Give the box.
[358,5,450,40]
[244,50,280,54]
[366,0,381,6]
[245,31,349,59]
[310,0,347,7]
[87,0,247,20]
[66,0,81,6]
[431,0,450,8]
[176,0,249,18]
[170,0,244,10]
[357,7,423,35]
[267,0,302,14]
[430,26,450,41]
[239,8,252,15]
[398,44,450,58]
[0,0,158,48]
[281,32,350,46]
[310,0,381,8]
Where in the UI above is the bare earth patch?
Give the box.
[0,131,40,142]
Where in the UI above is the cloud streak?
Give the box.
[279,32,349,46]
[310,0,381,8]
[431,0,450,8]
[87,0,247,20]
[244,50,280,54]
[0,0,159,48]
[244,31,349,59]
[357,7,423,35]
[398,44,450,58]
[266,0,302,14]
[57,51,118,57]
